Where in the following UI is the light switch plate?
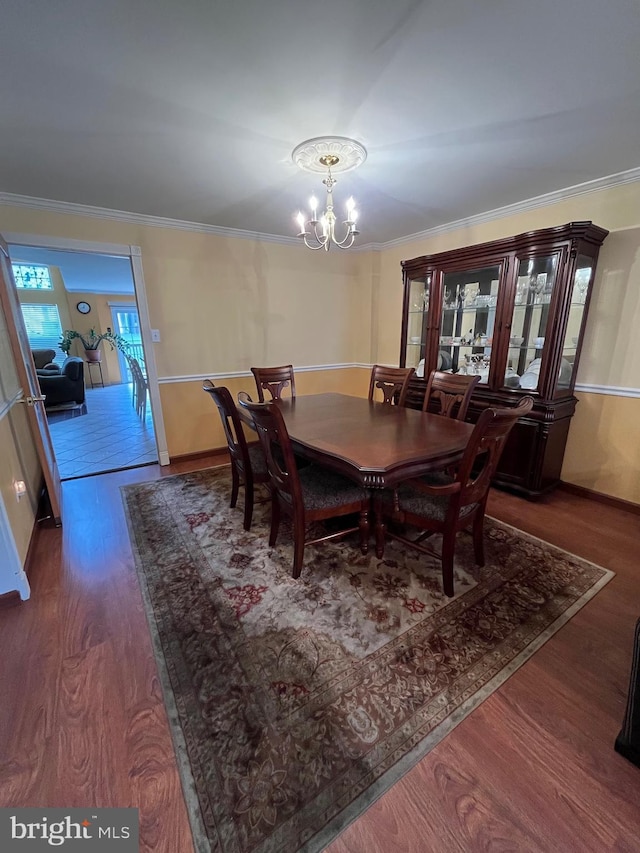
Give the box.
[151,329,161,342]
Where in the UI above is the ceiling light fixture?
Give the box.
[292,136,367,251]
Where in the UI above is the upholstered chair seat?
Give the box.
[239,397,371,578]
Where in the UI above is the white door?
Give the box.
[110,303,145,381]
[0,235,63,524]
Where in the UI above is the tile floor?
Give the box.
[48,383,158,480]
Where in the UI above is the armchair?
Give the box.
[32,348,61,376]
[37,357,85,408]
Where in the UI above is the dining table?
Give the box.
[239,392,474,489]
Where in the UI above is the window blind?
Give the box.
[20,304,65,366]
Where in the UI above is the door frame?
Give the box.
[109,302,141,383]
[2,233,169,466]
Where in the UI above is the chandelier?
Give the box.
[292,136,367,251]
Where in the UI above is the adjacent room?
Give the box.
[10,247,158,479]
[1,2,639,853]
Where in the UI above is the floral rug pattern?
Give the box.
[122,467,613,853]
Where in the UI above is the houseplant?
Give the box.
[59,328,129,362]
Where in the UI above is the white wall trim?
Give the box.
[154,368,640,399]
[0,490,30,600]
[157,363,373,384]
[4,232,169,465]
[368,166,640,251]
[3,167,640,253]
[0,195,300,247]
[128,250,169,465]
[3,231,133,257]
[575,382,640,398]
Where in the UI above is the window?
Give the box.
[12,264,53,290]
[20,304,65,366]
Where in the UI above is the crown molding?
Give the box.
[379,166,640,250]
[2,165,639,251]
[0,192,300,247]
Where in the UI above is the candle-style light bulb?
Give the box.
[320,215,328,238]
[346,196,355,218]
[296,211,305,233]
[310,195,318,221]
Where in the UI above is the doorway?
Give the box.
[3,232,168,480]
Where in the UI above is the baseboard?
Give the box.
[558,481,640,516]
[170,447,230,465]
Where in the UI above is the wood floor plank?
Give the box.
[1,462,639,853]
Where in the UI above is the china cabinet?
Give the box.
[400,222,608,498]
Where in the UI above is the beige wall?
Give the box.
[562,391,640,504]
[163,367,367,458]
[64,291,135,384]
[1,181,639,504]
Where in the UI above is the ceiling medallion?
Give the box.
[292,136,367,251]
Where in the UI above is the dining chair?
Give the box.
[239,397,370,578]
[368,365,415,406]
[251,364,296,402]
[127,355,148,419]
[373,396,534,596]
[423,370,480,420]
[202,381,269,531]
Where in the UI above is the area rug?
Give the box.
[122,467,613,853]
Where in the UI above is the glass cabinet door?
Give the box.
[503,254,559,393]
[555,254,593,396]
[439,264,501,385]
[405,275,431,376]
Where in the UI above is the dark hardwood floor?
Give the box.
[1,459,639,852]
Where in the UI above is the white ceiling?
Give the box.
[9,246,134,294]
[1,0,639,245]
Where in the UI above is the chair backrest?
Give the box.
[368,365,415,406]
[238,397,302,509]
[32,349,57,369]
[251,365,296,402]
[423,371,480,420]
[455,396,534,510]
[203,381,252,472]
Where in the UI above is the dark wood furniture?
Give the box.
[251,364,296,401]
[238,393,474,489]
[368,365,415,406]
[423,371,480,420]
[239,398,370,577]
[400,221,608,498]
[615,617,640,768]
[374,396,533,596]
[202,381,269,530]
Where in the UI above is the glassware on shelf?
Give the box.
[574,268,590,303]
[515,277,529,305]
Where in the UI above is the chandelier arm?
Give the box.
[333,234,356,249]
[302,236,329,250]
